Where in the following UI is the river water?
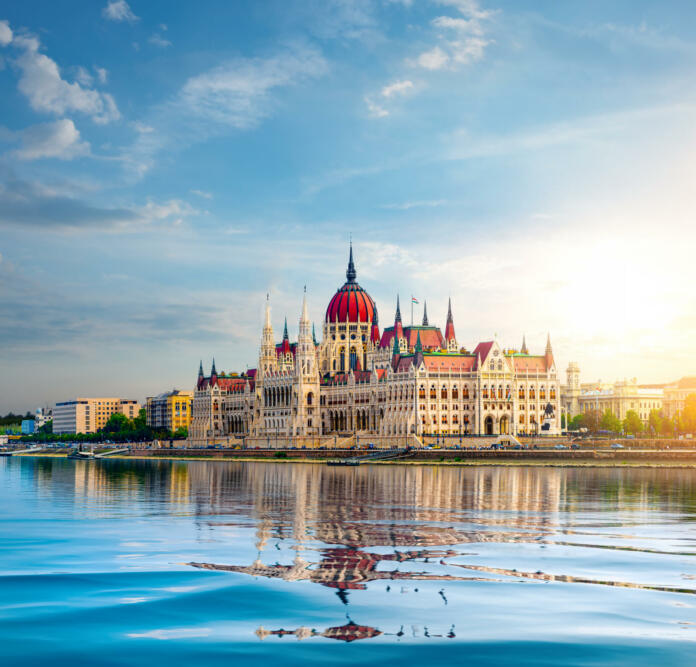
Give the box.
[1,457,695,665]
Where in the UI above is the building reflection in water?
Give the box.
[17,458,696,641]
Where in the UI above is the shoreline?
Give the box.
[8,451,696,468]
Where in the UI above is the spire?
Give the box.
[211,358,217,376]
[546,332,552,354]
[370,307,380,344]
[422,300,429,326]
[283,317,289,341]
[444,297,456,342]
[395,294,402,324]
[312,323,318,345]
[545,333,555,369]
[521,334,529,355]
[264,293,271,328]
[198,360,204,378]
[392,331,400,357]
[415,330,423,354]
[346,241,356,283]
[300,286,309,324]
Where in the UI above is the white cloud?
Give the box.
[0,20,12,46]
[381,79,413,98]
[12,119,90,161]
[176,46,328,128]
[95,67,108,84]
[382,199,446,210]
[417,46,450,70]
[414,0,495,71]
[12,33,120,124]
[102,1,138,23]
[149,33,172,48]
[190,189,212,199]
[140,199,197,226]
[75,66,93,87]
[131,121,154,133]
[364,96,389,118]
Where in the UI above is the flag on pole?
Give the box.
[411,296,419,304]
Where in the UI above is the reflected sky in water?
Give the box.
[1,458,696,665]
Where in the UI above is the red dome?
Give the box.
[325,244,376,323]
[326,282,376,323]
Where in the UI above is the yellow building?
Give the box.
[146,390,193,433]
[577,379,663,425]
[662,377,696,419]
[53,398,140,434]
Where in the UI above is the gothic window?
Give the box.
[498,385,503,399]
[483,385,489,399]
[350,346,357,370]
[540,386,546,400]
[442,415,447,424]
[441,386,448,400]
[463,386,469,399]
[452,386,459,399]
[430,385,436,399]
[339,347,346,372]
[307,392,313,406]
[529,387,536,399]
[453,414,459,424]
[519,387,525,399]
[550,387,557,400]
[519,414,524,424]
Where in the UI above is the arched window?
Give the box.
[540,386,546,400]
[463,386,469,399]
[430,385,436,399]
[498,385,503,399]
[441,386,448,400]
[418,385,425,399]
[349,346,357,370]
[519,387,525,399]
[529,387,536,399]
[307,392,313,406]
[483,385,489,399]
[550,387,557,400]
[339,347,346,372]
[519,414,524,424]
[452,386,459,399]
[442,414,447,424]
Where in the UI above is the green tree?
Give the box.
[579,409,602,432]
[648,409,662,436]
[681,394,696,433]
[172,426,188,439]
[600,409,622,433]
[623,410,643,435]
[102,412,131,433]
[561,413,566,429]
[660,415,675,436]
[38,419,53,434]
[568,414,584,431]
[133,408,147,430]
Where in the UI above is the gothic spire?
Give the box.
[395,294,402,324]
[422,300,429,326]
[211,358,217,376]
[300,286,309,324]
[198,360,204,378]
[312,323,317,345]
[415,330,423,354]
[346,241,357,283]
[283,317,289,341]
[444,297,456,342]
[521,334,529,355]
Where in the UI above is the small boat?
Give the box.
[327,459,361,466]
[67,449,94,460]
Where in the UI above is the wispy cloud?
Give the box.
[364,95,389,118]
[148,33,172,48]
[7,119,90,161]
[102,1,139,23]
[381,199,446,210]
[190,189,212,199]
[9,28,120,124]
[124,44,328,177]
[412,0,497,71]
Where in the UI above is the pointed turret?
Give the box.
[415,330,423,354]
[545,333,555,369]
[260,293,277,376]
[370,309,380,345]
[198,360,204,378]
[521,335,529,355]
[346,241,357,283]
[211,358,217,380]
[394,295,404,341]
[444,297,457,352]
[422,301,429,326]
[264,293,271,328]
[312,323,318,346]
[283,317,289,341]
[300,286,309,325]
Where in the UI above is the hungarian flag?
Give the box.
[412,296,419,304]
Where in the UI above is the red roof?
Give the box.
[325,282,376,324]
[380,326,444,350]
[472,341,494,363]
[423,355,476,372]
[512,356,547,373]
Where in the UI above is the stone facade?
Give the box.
[189,248,561,445]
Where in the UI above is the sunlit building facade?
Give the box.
[190,248,561,444]
[53,397,140,434]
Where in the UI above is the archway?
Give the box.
[500,415,509,435]
[485,416,494,435]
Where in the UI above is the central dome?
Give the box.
[325,246,376,324]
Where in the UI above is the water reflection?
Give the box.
[5,457,696,648]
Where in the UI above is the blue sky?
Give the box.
[1,0,695,411]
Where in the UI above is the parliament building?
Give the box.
[189,247,560,445]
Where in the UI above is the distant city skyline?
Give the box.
[1,1,695,411]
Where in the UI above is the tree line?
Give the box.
[14,409,187,444]
[562,393,696,436]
